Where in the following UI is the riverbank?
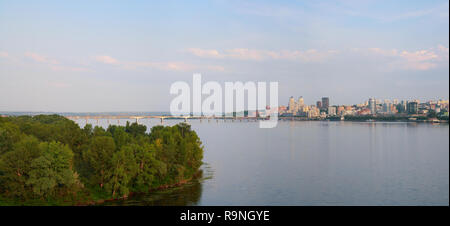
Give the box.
[80,170,203,206]
[278,116,449,123]
[0,172,201,206]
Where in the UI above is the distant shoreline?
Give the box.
[278,116,449,123]
[1,112,448,124]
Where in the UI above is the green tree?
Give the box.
[130,143,162,191]
[125,121,147,137]
[0,114,204,204]
[26,141,79,198]
[83,124,93,137]
[0,122,22,155]
[105,145,137,197]
[83,136,116,188]
[0,136,41,199]
[107,125,130,150]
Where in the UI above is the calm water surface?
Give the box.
[75,119,449,206]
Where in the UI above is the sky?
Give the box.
[0,0,449,112]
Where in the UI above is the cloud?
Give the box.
[186,48,223,58]
[124,61,224,72]
[263,49,340,62]
[24,52,59,65]
[50,65,92,72]
[438,45,449,54]
[20,52,92,72]
[94,55,119,64]
[363,45,448,71]
[92,54,224,72]
[129,62,196,71]
[0,51,9,58]
[225,48,267,60]
[187,48,338,62]
[188,45,448,71]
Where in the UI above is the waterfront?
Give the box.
[72,119,449,206]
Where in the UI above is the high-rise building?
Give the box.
[407,101,418,114]
[298,96,304,108]
[322,97,329,109]
[328,106,336,116]
[288,96,296,113]
[401,100,407,113]
[316,101,322,109]
[307,106,320,118]
[337,106,345,116]
[383,102,392,114]
[368,98,376,114]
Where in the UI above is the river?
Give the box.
[74,119,449,206]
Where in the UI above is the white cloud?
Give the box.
[20,52,92,72]
[50,65,92,72]
[187,48,338,62]
[24,52,59,65]
[362,45,449,71]
[93,54,223,72]
[94,55,119,64]
[124,61,224,72]
[0,51,9,58]
[186,48,223,58]
[225,48,267,60]
[188,45,448,71]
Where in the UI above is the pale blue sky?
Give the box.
[0,0,448,112]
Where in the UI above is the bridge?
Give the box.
[65,115,270,125]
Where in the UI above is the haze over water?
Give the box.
[75,119,449,206]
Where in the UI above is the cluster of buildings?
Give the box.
[363,98,449,116]
[278,96,331,118]
[278,96,449,119]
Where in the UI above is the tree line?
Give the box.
[0,115,203,204]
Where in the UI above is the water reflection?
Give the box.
[99,170,206,206]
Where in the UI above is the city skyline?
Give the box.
[280,95,448,119]
[0,0,449,112]
[282,95,449,107]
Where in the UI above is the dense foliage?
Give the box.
[0,115,203,204]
